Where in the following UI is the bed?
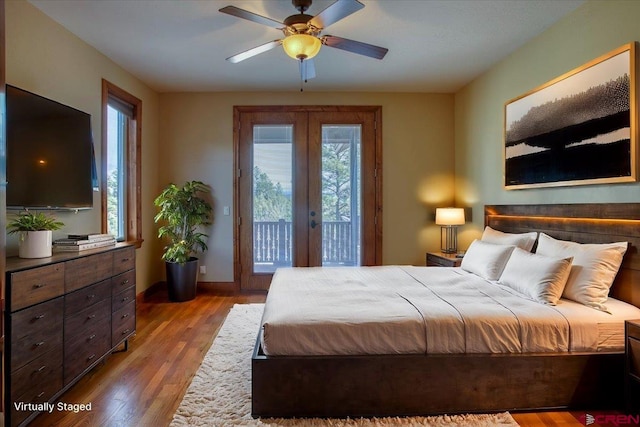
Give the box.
[251,203,640,417]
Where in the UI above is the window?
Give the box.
[101,80,142,246]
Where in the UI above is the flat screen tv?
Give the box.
[6,85,94,210]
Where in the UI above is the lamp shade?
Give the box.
[282,34,322,60]
[435,208,465,226]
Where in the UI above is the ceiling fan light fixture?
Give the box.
[282,34,321,60]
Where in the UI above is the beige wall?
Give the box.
[159,92,455,281]
[6,0,162,293]
[454,0,640,249]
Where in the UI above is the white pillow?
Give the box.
[535,233,628,311]
[460,240,515,281]
[481,226,537,252]
[499,248,573,305]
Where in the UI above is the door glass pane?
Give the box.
[253,125,293,273]
[321,125,361,266]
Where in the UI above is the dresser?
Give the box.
[626,319,640,412]
[4,243,136,427]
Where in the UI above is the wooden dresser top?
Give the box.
[5,242,134,274]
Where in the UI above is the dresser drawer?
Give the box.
[65,252,113,293]
[112,302,136,346]
[64,331,111,384]
[628,321,640,340]
[10,263,65,311]
[64,298,111,340]
[65,321,111,356]
[11,297,64,341]
[426,253,462,267]
[111,269,136,296]
[113,246,135,275]
[11,323,63,372]
[11,374,63,427]
[629,336,640,377]
[112,286,135,313]
[65,278,111,315]
[11,348,63,402]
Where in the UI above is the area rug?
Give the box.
[170,303,519,427]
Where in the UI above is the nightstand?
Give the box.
[626,319,640,411]
[426,252,462,267]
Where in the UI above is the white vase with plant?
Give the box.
[7,211,64,258]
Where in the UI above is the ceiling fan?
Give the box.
[219,0,389,83]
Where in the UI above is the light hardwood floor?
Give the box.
[26,286,614,427]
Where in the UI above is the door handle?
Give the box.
[310,219,318,229]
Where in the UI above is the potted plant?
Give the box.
[154,180,213,302]
[7,211,64,258]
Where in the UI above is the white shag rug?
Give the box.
[170,304,519,427]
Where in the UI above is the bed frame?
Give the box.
[252,203,640,417]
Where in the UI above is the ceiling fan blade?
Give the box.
[219,5,283,29]
[299,59,317,82]
[226,40,282,63]
[309,0,364,29]
[322,35,388,59]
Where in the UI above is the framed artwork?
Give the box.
[504,42,637,189]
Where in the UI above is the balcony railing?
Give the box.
[254,219,359,270]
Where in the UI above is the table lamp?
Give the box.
[435,207,465,254]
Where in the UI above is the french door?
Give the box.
[235,106,382,290]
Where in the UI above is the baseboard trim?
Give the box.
[138,281,241,302]
[198,281,238,293]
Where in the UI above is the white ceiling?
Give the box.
[29,0,585,93]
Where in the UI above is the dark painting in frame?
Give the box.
[504,42,637,189]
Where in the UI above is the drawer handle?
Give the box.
[88,334,96,341]
[121,258,130,262]
[37,391,45,399]
[87,294,96,300]
[87,354,96,361]
[34,341,45,347]
[87,314,96,320]
[34,314,46,320]
[122,313,129,319]
[122,329,130,335]
[36,365,47,373]
[122,297,130,302]
[121,279,130,285]
[33,283,46,289]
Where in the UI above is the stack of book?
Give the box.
[53,233,117,252]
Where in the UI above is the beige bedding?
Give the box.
[260,266,640,356]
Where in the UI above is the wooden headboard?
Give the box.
[485,204,640,308]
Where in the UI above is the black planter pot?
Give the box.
[165,257,198,302]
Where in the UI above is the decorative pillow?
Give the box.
[499,248,573,305]
[481,226,537,252]
[535,233,628,311]
[460,240,516,281]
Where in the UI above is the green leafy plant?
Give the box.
[154,180,213,264]
[7,211,64,234]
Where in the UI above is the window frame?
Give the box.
[101,79,143,247]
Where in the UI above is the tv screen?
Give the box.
[6,85,94,210]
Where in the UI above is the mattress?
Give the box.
[260,265,640,356]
